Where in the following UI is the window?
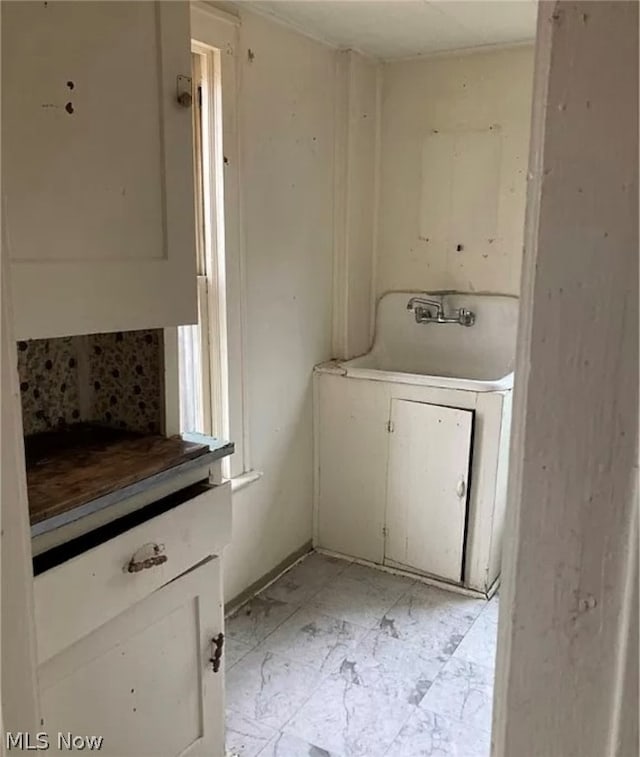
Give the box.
[179,7,251,483]
[178,46,229,450]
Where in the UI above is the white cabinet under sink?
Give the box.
[2,1,197,339]
[314,370,512,593]
[385,400,473,583]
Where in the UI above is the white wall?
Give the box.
[213,10,336,602]
[376,45,534,299]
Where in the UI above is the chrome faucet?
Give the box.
[406,297,444,320]
[406,296,475,327]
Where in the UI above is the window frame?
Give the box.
[166,3,250,481]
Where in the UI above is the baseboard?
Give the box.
[315,547,490,600]
[224,540,314,616]
[486,575,501,599]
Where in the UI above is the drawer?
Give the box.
[34,481,231,664]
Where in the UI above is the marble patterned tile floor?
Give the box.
[225,552,498,757]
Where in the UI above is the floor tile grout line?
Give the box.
[226,552,496,757]
[378,702,424,757]
[277,658,343,742]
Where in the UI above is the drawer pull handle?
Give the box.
[209,632,225,673]
[126,543,167,573]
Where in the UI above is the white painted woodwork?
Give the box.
[332,50,380,360]
[246,1,536,60]
[3,1,197,338]
[1,228,39,730]
[39,558,224,757]
[315,373,389,564]
[314,370,509,592]
[493,2,638,756]
[377,45,534,298]
[385,400,473,582]
[190,4,247,479]
[34,482,231,663]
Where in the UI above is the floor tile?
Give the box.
[227,596,298,647]
[286,673,411,757]
[385,708,491,757]
[310,563,415,628]
[261,552,351,606]
[339,629,448,705]
[260,606,366,673]
[403,582,486,625]
[452,604,498,669]
[225,711,276,757]
[379,584,484,657]
[226,649,321,730]
[420,657,494,731]
[226,554,497,757]
[258,731,341,757]
[226,638,254,672]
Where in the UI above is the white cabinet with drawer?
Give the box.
[2,1,197,339]
[39,559,224,757]
[34,481,232,757]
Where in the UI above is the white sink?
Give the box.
[321,292,518,392]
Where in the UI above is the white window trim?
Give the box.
[166,3,253,483]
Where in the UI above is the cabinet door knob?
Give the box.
[456,479,467,499]
[209,632,225,673]
[126,543,168,573]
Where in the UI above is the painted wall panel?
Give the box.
[376,45,534,298]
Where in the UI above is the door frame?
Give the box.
[492,2,638,755]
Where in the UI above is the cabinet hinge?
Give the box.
[382,526,388,537]
[209,632,224,673]
[386,420,394,433]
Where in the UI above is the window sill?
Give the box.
[229,470,263,494]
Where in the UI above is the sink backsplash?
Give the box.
[17,330,163,436]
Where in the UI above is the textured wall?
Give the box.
[376,45,534,298]
[17,330,163,436]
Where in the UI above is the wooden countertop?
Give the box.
[26,426,212,526]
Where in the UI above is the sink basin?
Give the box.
[319,292,518,392]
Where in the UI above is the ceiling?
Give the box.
[243,1,538,60]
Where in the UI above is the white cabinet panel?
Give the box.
[3,1,197,338]
[315,373,388,563]
[39,558,225,757]
[34,481,231,663]
[384,400,473,582]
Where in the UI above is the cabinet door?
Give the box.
[384,400,473,582]
[38,558,224,757]
[3,1,197,339]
